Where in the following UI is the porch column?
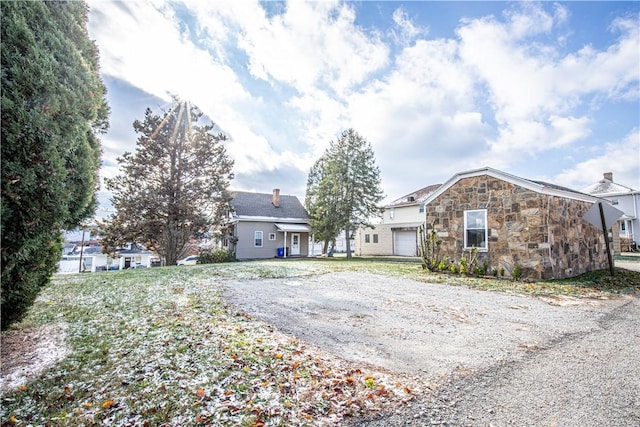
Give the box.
[284,231,288,258]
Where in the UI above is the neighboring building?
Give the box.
[581,172,639,251]
[423,167,612,280]
[355,184,441,256]
[227,189,311,259]
[58,243,156,273]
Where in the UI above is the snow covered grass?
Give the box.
[3,259,634,426]
[1,263,418,426]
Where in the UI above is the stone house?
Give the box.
[355,184,441,256]
[227,189,311,259]
[423,167,612,280]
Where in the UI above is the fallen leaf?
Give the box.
[101,399,115,409]
[196,388,205,397]
[18,385,27,391]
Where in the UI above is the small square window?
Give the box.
[365,234,370,243]
[269,233,276,240]
[373,234,379,243]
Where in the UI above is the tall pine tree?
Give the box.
[1,1,109,329]
[305,129,384,257]
[100,100,234,265]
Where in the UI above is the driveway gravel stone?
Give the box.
[221,271,639,426]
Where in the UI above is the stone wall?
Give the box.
[425,176,609,279]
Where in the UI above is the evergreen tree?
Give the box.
[1,1,109,329]
[100,100,234,265]
[305,129,384,257]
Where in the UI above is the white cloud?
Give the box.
[553,129,640,190]
[227,1,390,95]
[390,7,427,45]
[456,5,639,165]
[88,0,639,208]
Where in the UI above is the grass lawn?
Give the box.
[1,259,638,426]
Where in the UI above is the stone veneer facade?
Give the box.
[425,176,610,280]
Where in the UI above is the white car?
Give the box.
[177,255,198,266]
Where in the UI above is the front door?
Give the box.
[291,233,300,256]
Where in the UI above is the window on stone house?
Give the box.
[373,234,379,243]
[464,209,487,250]
[254,231,263,247]
[365,234,370,243]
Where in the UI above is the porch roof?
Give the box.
[275,223,312,232]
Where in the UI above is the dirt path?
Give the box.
[221,271,639,426]
[221,272,628,377]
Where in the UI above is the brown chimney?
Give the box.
[272,188,280,208]
[603,172,613,181]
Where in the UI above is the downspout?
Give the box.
[284,231,287,259]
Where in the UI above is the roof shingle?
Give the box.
[231,191,309,219]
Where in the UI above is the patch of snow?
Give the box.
[0,322,70,395]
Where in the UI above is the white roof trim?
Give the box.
[423,167,602,205]
[236,215,309,224]
[275,223,312,232]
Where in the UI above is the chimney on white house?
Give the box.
[603,172,613,181]
[272,188,280,208]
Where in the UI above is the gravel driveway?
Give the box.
[221,271,639,426]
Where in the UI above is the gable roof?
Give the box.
[230,191,309,221]
[423,167,601,205]
[387,184,442,207]
[581,178,638,197]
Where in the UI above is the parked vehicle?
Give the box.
[177,255,198,266]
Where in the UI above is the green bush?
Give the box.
[198,248,235,264]
[512,265,522,281]
[475,262,488,276]
[1,1,109,329]
[437,256,449,271]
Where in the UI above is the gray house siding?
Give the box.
[234,221,309,259]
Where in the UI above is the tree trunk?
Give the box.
[345,227,352,258]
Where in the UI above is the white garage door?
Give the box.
[394,231,417,256]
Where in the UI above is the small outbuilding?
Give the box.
[423,167,613,279]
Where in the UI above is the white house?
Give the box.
[582,172,640,251]
[355,184,441,256]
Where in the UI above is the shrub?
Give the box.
[459,258,468,275]
[512,265,522,281]
[461,247,479,276]
[475,262,488,276]
[499,267,505,277]
[449,262,458,274]
[437,256,449,272]
[198,248,235,264]
[492,267,498,277]
[418,223,443,272]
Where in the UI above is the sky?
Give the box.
[86,0,640,218]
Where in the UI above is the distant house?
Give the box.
[423,167,611,280]
[227,189,311,259]
[58,243,156,273]
[581,172,639,251]
[355,184,441,256]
